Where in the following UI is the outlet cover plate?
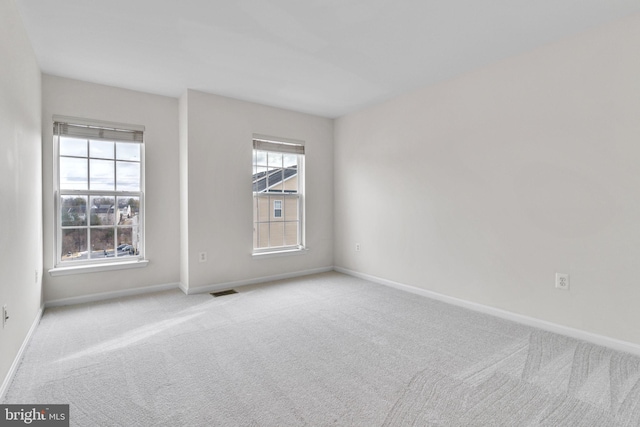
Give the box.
[555,273,569,290]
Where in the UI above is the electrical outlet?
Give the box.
[555,273,569,290]
[355,243,361,252]
[2,305,8,328]
[35,269,38,283]
[198,252,207,263]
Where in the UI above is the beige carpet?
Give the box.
[3,272,640,426]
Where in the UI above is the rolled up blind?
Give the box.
[53,115,144,143]
[253,135,304,155]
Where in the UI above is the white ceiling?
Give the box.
[15,0,640,118]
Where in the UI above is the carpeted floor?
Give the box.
[3,272,640,426]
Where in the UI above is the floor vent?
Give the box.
[210,289,238,297]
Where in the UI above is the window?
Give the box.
[53,116,144,267]
[273,200,282,218]
[252,136,304,253]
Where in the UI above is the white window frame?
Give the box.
[50,115,147,274]
[252,134,305,255]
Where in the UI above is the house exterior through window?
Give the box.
[53,116,144,267]
[252,136,304,253]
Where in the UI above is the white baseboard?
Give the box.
[185,266,334,295]
[178,282,188,295]
[44,282,180,308]
[0,306,44,401]
[335,267,640,357]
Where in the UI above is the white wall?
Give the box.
[334,14,640,345]
[180,90,333,291]
[42,75,180,302]
[0,0,42,392]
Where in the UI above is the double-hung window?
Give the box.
[53,116,144,268]
[252,136,304,253]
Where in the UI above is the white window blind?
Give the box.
[53,116,144,142]
[253,137,304,155]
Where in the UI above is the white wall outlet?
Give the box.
[2,305,8,328]
[198,252,207,263]
[355,243,361,252]
[555,273,569,290]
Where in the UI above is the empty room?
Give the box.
[1,0,640,425]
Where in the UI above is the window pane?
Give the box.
[267,169,284,192]
[283,153,297,168]
[116,142,140,161]
[90,196,115,226]
[268,152,282,168]
[61,229,87,261]
[284,197,298,221]
[253,224,258,249]
[60,157,88,190]
[253,166,268,192]
[60,137,87,157]
[116,227,136,257]
[90,159,115,190]
[284,168,298,192]
[255,150,267,166]
[117,197,140,256]
[90,228,114,258]
[117,197,140,225]
[116,161,140,191]
[257,196,269,222]
[61,195,87,227]
[253,197,258,223]
[117,226,132,246]
[90,140,114,159]
[269,222,284,247]
[254,165,268,176]
[257,223,270,248]
[284,222,298,246]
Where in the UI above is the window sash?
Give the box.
[56,191,144,265]
[254,193,301,251]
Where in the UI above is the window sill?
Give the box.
[49,259,149,276]
[252,247,308,259]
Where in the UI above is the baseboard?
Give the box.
[335,266,640,357]
[185,266,334,295]
[178,282,188,295]
[44,282,180,308]
[0,306,44,401]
